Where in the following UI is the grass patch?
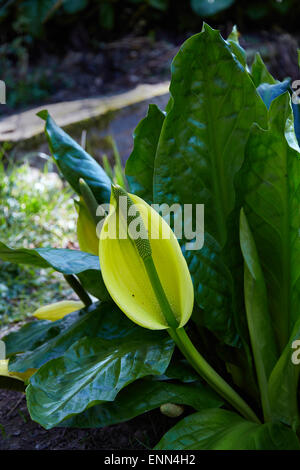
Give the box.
[0,154,77,326]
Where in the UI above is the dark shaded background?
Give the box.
[0,0,300,114]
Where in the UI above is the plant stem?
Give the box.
[63,274,92,307]
[168,327,261,424]
[144,249,260,422]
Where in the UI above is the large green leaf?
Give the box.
[4,319,61,357]
[125,104,165,204]
[26,334,174,428]
[241,92,300,350]
[182,237,236,344]
[268,316,300,430]
[154,24,266,247]
[251,52,276,87]
[239,209,278,420]
[152,358,199,383]
[61,379,223,428]
[191,0,235,17]
[38,110,111,204]
[5,302,140,372]
[153,24,267,344]
[155,409,300,450]
[0,242,98,273]
[0,242,108,300]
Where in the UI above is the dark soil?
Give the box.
[1,35,178,117]
[0,389,176,450]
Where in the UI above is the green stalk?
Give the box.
[64,274,92,307]
[168,327,261,424]
[143,255,260,423]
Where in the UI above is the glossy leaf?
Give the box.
[239,209,278,420]
[0,241,108,300]
[4,319,61,358]
[126,104,165,203]
[38,110,111,204]
[153,24,266,343]
[155,409,300,450]
[242,92,300,349]
[0,241,98,273]
[27,334,174,428]
[153,358,199,383]
[182,236,236,344]
[154,24,266,247]
[61,379,223,428]
[6,302,141,372]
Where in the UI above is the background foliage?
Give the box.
[0,0,299,38]
[0,0,299,110]
[1,0,299,39]
[0,153,76,325]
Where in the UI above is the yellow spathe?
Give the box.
[33,300,85,321]
[99,191,194,330]
[76,197,99,255]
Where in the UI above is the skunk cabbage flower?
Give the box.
[99,186,194,330]
[33,300,85,321]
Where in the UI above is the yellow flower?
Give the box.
[0,359,35,382]
[33,300,85,321]
[99,186,194,330]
